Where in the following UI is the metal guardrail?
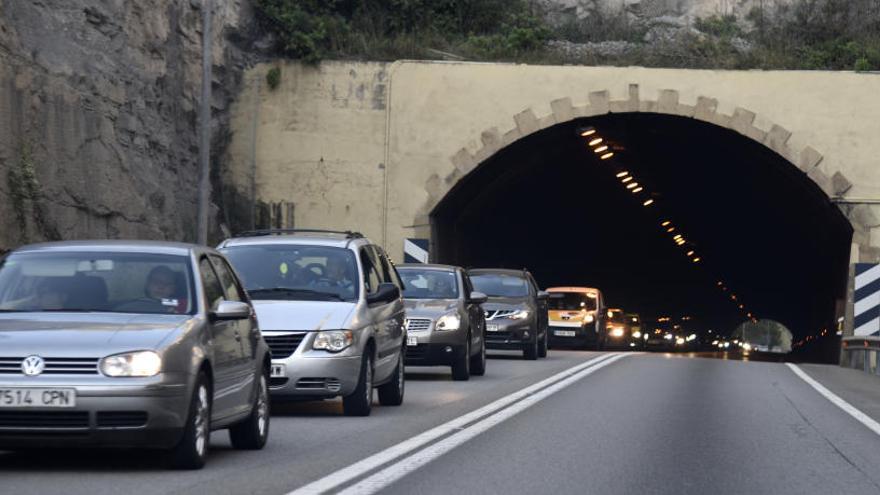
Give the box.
[841,336,880,374]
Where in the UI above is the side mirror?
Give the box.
[537,291,550,301]
[211,300,252,321]
[367,283,400,305]
[468,291,488,305]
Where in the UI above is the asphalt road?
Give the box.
[3,350,880,495]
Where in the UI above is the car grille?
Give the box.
[296,377,342,393]
[0,357,100,375]
[485,310,517,320]
[405,318,432,332]
[96,411,148,428]
[486,331,514,340]
[263,333,307,358]
[0,411,89,429]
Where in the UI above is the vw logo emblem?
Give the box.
[21,355,45,377]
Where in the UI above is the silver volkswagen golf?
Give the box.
[0,241,272,469]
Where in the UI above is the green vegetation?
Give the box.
[254,0,880,70]
[6,144,59,242]
[266,66,282,89]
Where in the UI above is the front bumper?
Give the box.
[270,353,363,399]
[0,376,190,449]
[405,342,466,366]
[548,323,600,347]
[484,319,533,350]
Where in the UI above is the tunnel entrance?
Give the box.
[430,113,852,345]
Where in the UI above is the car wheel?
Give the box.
[169,372,211,470]
[470,337,486,376]
[229,372,270,450]
[451,338,471,381]
[343,351,373,416]
[538,329,548,358]
[377,350,405,406]
[523,334,538,360]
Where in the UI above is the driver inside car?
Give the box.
[309,255,355,297]
[144,266,188,314]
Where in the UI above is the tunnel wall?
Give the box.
[226,61,880,267]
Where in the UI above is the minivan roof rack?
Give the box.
[235,229,364,239]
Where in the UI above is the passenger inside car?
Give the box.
[145,266,188,314]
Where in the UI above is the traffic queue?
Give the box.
[0,228,686,469]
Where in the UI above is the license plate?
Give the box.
[0,388,76,408]
[486,324,500,332]
[554,330,576,337]
[407,336,418,346]
[270,364,286,378]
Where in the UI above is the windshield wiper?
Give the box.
[248,288,346,301]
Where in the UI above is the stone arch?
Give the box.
[416,84,867,252]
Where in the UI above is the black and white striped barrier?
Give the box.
[403,238,429,264]
[855,263,880,337]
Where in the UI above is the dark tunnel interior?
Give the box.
[431,114,852,343]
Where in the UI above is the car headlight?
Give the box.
[436,313,461,331]
[100,351,162,377]
[663,333,673,340]
[508,309,530,320]
[313,330,354,352]
[632,331,642,339]
[610,327,625,338]
[675,337,685,345]
[584,313,595,323]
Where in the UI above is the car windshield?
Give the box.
[0,251,194,315]
[470,273,529,298]
[222,245,359,302]
[609,310,625,323]
[398,268,458,299]
[548,292,597,311]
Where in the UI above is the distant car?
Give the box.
[605,308,631,349]
[397,264,487,380]
[0,241,272,469]
[645,317,675,351]
[219,229,406,417]
[468,269,549,360]
[626,313,644,350]
[546,287,606,350]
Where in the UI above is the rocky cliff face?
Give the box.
[538,0,771,23]
[0,0,259,252]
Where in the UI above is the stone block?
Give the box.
[694,96,718,121]
[480,127,502,151]
[832,171,853,197]
[450,148,474,175]
[806,166,833,197]
[588,90,610,114]
[550,97,575,123]
[513,108,539,136]
[657,89,680,113]
[799,146,824,171]
[763,125,792,155]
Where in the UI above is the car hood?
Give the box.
[253,300,356,331]
[482,296,531,311]
[403,299,459,318]
[0,313,190,357]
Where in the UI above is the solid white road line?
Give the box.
[288,353,619,495]
[339,353,630,495]
[786,363,880,437]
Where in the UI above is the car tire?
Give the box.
[377,350,405,406]
[229,372,270,450]
[470,337,487,376]
[343,351,373,417]
[523,335,538,360]
[169,372,211,470]
[452,338,471,381]
[538,329,548,358]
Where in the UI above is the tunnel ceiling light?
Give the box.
[673,234,682,240]
[687,250,695,256]
[621,176,633,183]
[588,138,603,146]
[662,221,671,227]
[616,171,629,178]
[717,281,723,286]
[594,145,609,153]
[632,187,643,193]
[692,257,701,262]
[600,152,614,160]
[643,199,654,206]
[666,227,675,233]
[626,182,639,189]
[580,128,597,137]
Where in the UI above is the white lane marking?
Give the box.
[856,264,880,290]
[786,363,880,436]
[339,353,630,495]
[288,353,618,495]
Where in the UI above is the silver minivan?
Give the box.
[0,241,272,469]
[219,230,406,416]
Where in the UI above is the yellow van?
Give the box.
[547,287,606,350]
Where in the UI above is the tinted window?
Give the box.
[360,247,382,294]
[210,255,243,302]
[199,258,225,311]
[221,245,358,302]
[398,268,459,299]
[0,251,194,315]
[469,273,529,298]
[548,292,598,311]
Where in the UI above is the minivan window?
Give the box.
[360,247,382,294]
[549,293,598,311]
[0,251,194,315]
[222,245,359,302]
[398,268,459,299]
[470,273,529,298]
